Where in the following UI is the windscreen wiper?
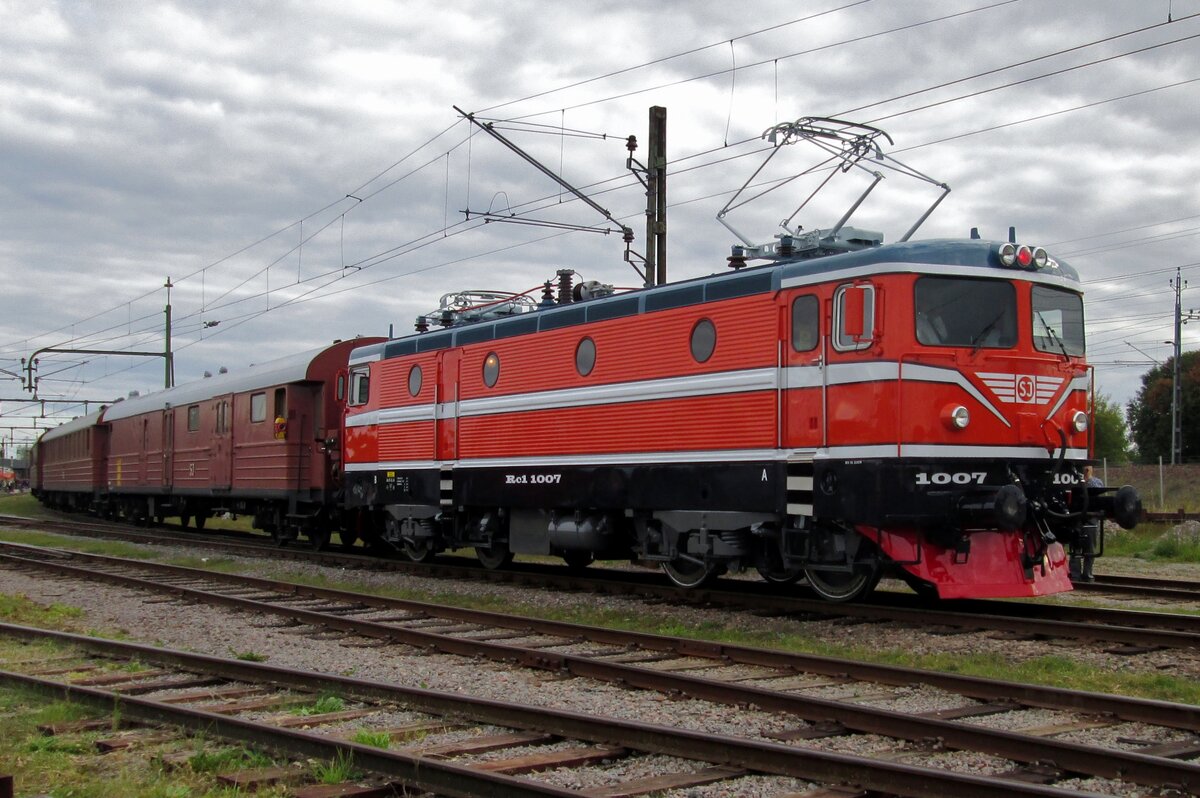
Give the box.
[1035,311,1071,361]
[970,311,1006,356]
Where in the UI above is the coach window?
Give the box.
[791,295,819,352]
[348,368,370,407]
[483,352,501,388]
[216,400,229,434]
[250,392,267,423]
[274,388,286,420]
[187,405,199,432]
[575,337,596,376]
[408,365,422,397]
[690,318,716,363]
[833,283,875,352]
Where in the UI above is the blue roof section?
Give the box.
[777,239,1080,283]
[350,238,1081,364]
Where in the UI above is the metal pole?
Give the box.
[1171,269,1182,464]
[650,105,667,286]
[1159,455,1165,509]
[643,129,657,288]
[165,277,175,389]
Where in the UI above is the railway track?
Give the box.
[0,624,825,797]
[1,624,1153,798]
[3,514,1200,655]
[1078,573,1200,603]
[3,542,1200,795]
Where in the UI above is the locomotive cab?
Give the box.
[767,240,1142,600]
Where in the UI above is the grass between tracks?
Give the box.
[0,596,296,798]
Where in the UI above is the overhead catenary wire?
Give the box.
[19,64,1199,404]
[10,4,1199,428]
[8,2,1183,360]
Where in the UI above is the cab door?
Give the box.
[782,291,825,449]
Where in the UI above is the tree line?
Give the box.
[1119,350,1198,464]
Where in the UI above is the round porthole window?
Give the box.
[575,337,596,377]
[690,318,716,363]
[483,352,501,387]
[407,365,422,397]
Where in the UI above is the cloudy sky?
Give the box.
[1,0,1197,451]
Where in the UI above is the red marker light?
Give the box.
[1016,245,1033,268]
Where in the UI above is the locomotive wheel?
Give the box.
[194,512,208,530]
[562,550,594,571]
[662,558,722,589]
[308,529,331,551]
[803,557,881,602]
[756,564,806,586]
[399,518,436,563]
[475,544,513,570]
[338,530,359,549]
[402,538,435,563]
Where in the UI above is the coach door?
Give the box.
[435,349,461,462]
[161,409,174,489]
[211,395,233,489]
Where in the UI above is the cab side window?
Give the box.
[348,368,370,407]
[791,294,820,352]
[833,283,875,351]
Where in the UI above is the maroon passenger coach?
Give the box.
[33,337,382,546]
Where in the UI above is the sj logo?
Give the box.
[1015,376,1036,402]
[976,372,1063,405]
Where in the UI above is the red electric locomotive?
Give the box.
[339,239,1140,601]
[339,118,1141,601]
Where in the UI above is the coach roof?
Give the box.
[100,343,344,422]
[38,408,105,443]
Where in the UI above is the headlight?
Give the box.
[998,242,1017,267]
[944,405,970,430]
[1072,411,1089,433]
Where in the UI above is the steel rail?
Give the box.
[5,517,1200,646]
[4,542,1199,732]
[4,521,1200,650]
[2,550,1198,791]
[0,623,1098,798]
[0,670,580,798]
[1077,574,1200,602]
[912,594,1200,633]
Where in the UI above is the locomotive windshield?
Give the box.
[1032,285,1085,356]
[914,277,1016,349]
